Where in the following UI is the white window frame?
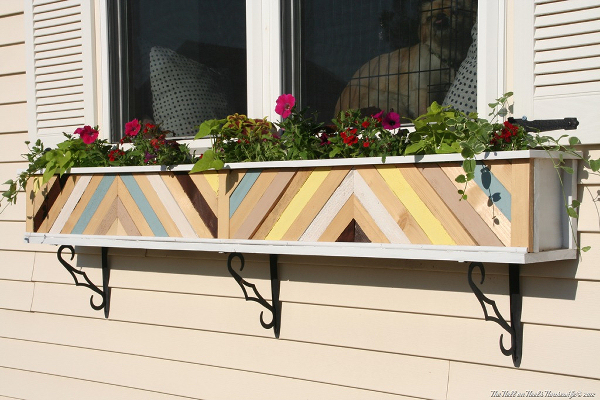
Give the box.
[97,0,504,144]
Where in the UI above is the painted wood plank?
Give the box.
[174,173,217,237]
[115,198,142,236]
[93,197,118,235]
[0,280,33,311]
[29,175,56,233]
[353,195,393,244]
[282,167,350,241]
[114,178,154,236]
[353,170,411,244]
[119,174,168,237]
[42,175,78,234]
[0,366,189,400]
[0,14,24,46]
[252,169,313,240]
[146,174,196,238]
[25,177,37,232]
[398,165,477,245]
[217,170,230,239]
[229,169,262,217]
[230,169,277,236]
[0,336,412,400]
[0,251,34,281]
[419,165,503,246]
[314,194,355,242]
[58,174,101,234]
[0,0,24,15]
[511,160,534,249]
[357,166,430,244]
[160,173,213,238]
[300,170,355,242]
[265,168,330,240]
[442,165,512,246]
[81,177,118,235]
[133,174,181,237]
[188,173,217,214]
[377,165,455,245]
[0,75,26,104]
[233,170,296,240]
[0,44,26,77]
[0,309,448,399]
[473,162,512,221]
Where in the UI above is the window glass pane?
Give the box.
[298,0,477,121]
[122,0,246,137]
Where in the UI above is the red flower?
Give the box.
[341,128,358,146]
[372,110,384,122]
[125,119,141,137]
[143,123,156,134]
[362,121,371,129]
[74,125,99,144]
[275,94,296,119]
[108,149,125,162]
[363,141,370,148]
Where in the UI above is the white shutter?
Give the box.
[24,0,97,148]
[513,0,600,144]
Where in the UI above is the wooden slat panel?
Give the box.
[535,32,600,51]
[536,0,600,14]
[535,20,600,40]
[535,6,600,27]
[535,44,600,63]
[0,309,449,399]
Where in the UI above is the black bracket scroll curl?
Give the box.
[468,262,522,367]
[57,245,111,318]
[227,252,280,338]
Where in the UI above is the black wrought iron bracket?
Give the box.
[507,117,579,132]
[468,262,522,367]
[57,245,111,318]
[227,252,281,338]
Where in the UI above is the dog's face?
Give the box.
[419,0,477,66]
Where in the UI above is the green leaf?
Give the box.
[571,200,581,208]
[404,141,425,155]
[461,147,474,159]
[562,166,574,174]
[568,136,581,146]
[189,149,224,173]
[582,246,591,252]
[566,207,578,218]
[462,159,476,174]
[455,174,467,183]
[588,159,600,172]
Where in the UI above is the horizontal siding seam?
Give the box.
[0,335,420,399]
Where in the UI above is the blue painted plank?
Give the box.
[120,174,168,237]
[229,169,262,218]
[473,162,511,221]
[71,175,116,234]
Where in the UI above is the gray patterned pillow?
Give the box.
[150,46,229,137]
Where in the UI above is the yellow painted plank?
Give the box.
[266,167,331,240]
[82,179,118,235]
[133,174,181,237]
[217,171,230,239]
[61,174,104,234]
[252,169,313,240]
[282,167,350,241]
[356,167,430,244]
[399,165,477,246]
[376,165,455,245]
[202,170,219,193]
[441,165,511,246]
[511,160,533,250]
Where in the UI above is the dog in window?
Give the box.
[335,0,477,119]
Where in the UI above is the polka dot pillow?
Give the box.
[150,46,229,137]
[443,23,477,114]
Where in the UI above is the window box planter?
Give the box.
[24,150,578,264]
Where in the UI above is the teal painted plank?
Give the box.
[474,162,511,221]
[120,174,168,237]
[71,175,116,235]
[229,169,262,218]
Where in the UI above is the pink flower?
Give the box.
[382,111,401,130]
[125,119,141,137]
[275,94,296,119]
[74,125,99,144]
[372,110,384,122]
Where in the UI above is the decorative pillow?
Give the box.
[150,46,229,137]
[443,22,477,114]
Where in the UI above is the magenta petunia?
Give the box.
[382,111,401,130]
[125,119,141,137]
[275,94,296,119]
[74,125,99,144]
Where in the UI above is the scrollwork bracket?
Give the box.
[57,245,111,318]
[227,252,280,338]
[468,262,522,367]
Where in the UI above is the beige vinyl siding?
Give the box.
[1,1,600,399]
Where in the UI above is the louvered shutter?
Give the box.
[513,0,600,144]
[24,0,97,148]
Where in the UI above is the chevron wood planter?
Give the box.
[25,151,578,257]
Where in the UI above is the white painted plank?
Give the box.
[0,280,33,311]
[447,360,600,400]
[0,74,26,104]
[536,0,600,15]
[535,20,600,40]
[0,14,24,46]
[0,44,25,75]
[0,366,190,400]
[0,133,28,163]
[535,80,600,97]
[0,250,34,281]
[0,103,27,133]
[535,56,600,75]
[535,6,600,27]
[535,32,600,51]
[535,44,600,63]
[0,309,448,399]
[0,337,411,400]
[535,69,600,87]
